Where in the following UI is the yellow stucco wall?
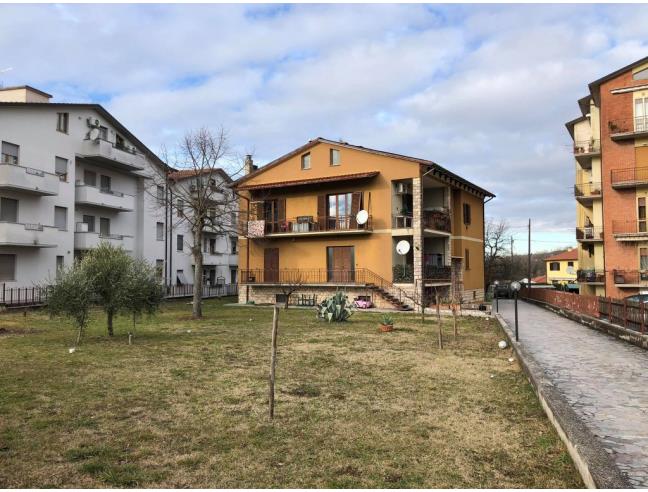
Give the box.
[545,258,578,283]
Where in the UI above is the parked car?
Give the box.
[493,282,512,299]
[624,294,648,304]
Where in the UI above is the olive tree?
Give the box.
[123,258,165,331]
[47,263,94,345]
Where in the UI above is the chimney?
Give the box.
[244,155,255,175]
[0,85,52,103]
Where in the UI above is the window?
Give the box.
[177,199,184,218]
[155,259,164,279]
[301,152,311,170]
[55,157,68,182]
[641,248,648,271]
[210,238,216,254]
[0,197,18,222]
[549,262,560,271]
[330,148,340,166]
[230,268,237,284]
[230,212,236,226]
[327,192,354,229]
[56,112,69,133]
[115,134,125,150]
[156,185,165,202]
[54,206,67,231]
[100,175,111,192]
[0,254,16,281]
[636,97,648,132]
[639,197,647,233]
[1,141,19,165]
[99,217,110,236]
[56,256,64,275]
[83,215,95,233]
[465,248,470,270]
[84,169,97,187]
[156,222,164,241]
[567,261,574,267]
[230,237,237,254]
[177,234,183,251]
[463,203,472,225]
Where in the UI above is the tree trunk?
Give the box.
[107,310,114,336]
[192,227,204,319]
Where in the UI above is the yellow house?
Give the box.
[545,249,579,286]
[233,138,495,310]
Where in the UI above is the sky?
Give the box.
[1,3,647,253]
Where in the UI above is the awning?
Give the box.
[237,171,379,191]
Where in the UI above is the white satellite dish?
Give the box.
[356,209,369,225]
[89,128,100,141]
[396,240,410,255]
[566,266,575,275]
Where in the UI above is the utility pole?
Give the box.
[527,219,532,288]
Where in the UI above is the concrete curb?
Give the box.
[523,297,648,350]
[495,313,631,489]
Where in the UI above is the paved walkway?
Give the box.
[498,299,648,488]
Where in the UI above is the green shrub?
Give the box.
[316,291,353,323]
[381,313,394,326]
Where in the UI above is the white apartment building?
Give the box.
[0,85,238,289]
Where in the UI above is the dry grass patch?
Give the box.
[0,299,582,488]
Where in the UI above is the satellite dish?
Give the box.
[89,128,100,141]
[356,209,369,225]
[396,240,410,255]
[566,266,575,275]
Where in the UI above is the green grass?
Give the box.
[0,298,583,488]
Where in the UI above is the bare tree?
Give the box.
[150,127,242,318]
[485,218,510,287]
[279,271,304,310]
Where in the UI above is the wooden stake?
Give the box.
[269,306,279,419]
[435,288,443,349]
[452,301,458,340]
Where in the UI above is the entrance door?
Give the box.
[327,246,355,282]
[264,248,279,282]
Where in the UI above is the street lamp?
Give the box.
[493,280,499,313]
[510,281,522,341]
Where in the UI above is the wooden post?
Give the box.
[435,288,443,349]
[420,280,425,323]
[623,298,628,328]
[269,306,279,419]
[641,302,645,334]
[452,301,458,340]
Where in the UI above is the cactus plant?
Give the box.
[316,291,353,323]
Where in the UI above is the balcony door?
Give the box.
[262,199,285,234]
[327,246,354,282]
[264,247,279,282]
[319,192,362,231]
[99,217,110,237]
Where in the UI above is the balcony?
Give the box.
[75,185,135,212]
[576,269,605,284]
[0,222,58,248]
[573,139,601,168]
[574,182,602,203]
[611,166,648,189]
[613,270,648,287]
[576,226,604,242]
[78,138,145,172]
[0,163,59,196]
[74,228,134,251]
[608,117,648,141]
[612,220,648,241]
[422,209,451,235]
[248,215,372,238]
[392,214,413,229]
[424,265,452,283]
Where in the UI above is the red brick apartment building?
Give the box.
[567,56,648,298]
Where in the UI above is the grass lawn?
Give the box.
[0,298,582,488]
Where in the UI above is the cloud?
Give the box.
[1,3,647,251]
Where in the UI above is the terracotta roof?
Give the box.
[233,137,495,198]
[544,249,578,262]
[532,275,547,284]
[237,170,379,191]
[168,168,232,183]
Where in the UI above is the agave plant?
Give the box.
[381,313,394,326]
[316,291,353,323]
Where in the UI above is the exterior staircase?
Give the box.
[361,268,417,311]
[367,284,414,311]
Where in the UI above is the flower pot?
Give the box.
[379,323,394,332]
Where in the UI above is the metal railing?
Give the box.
[165,283,238,298]
[611,220,648,235]
[392,215,413,228]
[393,264,413,283]
[422,209,451,232]
[574,182,602,198]
[573,139,600,155]
[576,269,605,283]
[611,166,648,187]
[424,265,452,281]
[576,226,604,241]
[608,116,648,135]
[612,270,648,285]
[261,214,372,235]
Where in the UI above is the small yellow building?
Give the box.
[233,138,494,310]
[545,249,579,286]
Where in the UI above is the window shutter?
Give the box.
[317,195,327,230]
[277,198,286,222]
[350,192,362,228]
[0,254,15,281]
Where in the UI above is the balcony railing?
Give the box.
[613,270,648,286]
[576,226,604,241]
[254,214,372,236]
[573,139,601,156]
[424,265,451,281]
[611,166,648,188]
[611,220,648,239]
[608,117,648,139]
[574,182,602,200]
[422,209,451,233]
[393,264,413,283]
[576,269,605,284]
[392,214,413,229]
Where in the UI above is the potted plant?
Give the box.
[379,313,394,332]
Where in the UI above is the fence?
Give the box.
[0,283,238,308]
[520,288,647,334]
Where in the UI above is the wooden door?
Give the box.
[327,246,354,282]
[264,248,279,282]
